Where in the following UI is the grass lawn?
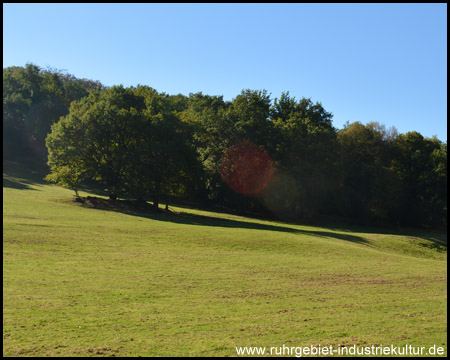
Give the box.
[3,161,447,356]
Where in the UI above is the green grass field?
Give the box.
[3,161,447,357]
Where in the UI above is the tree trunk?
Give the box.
[74,189,82,202]
[153,199,159,209]
[109,193,117,201]
[153,181,160,209]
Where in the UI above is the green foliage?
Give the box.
[44,165,84,197]
[391,132,447,226]
[335,122,400,221]
[3,63,104,161]
[46,85,203,205]
[5,63,446,226]
[332,124,447,227]
[270,93,337,218]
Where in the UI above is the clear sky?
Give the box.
[3,3,447,141]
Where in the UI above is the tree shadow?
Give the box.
[83,200,448,251]
[78,180,109,197]
[174,203,447,249]
[3,160,49,190]
[3,160,109,196]
[2,175,38,190]
[2,169,46,190]
[317,223,447,249]
[5,160,443,250]
[78,197,370,246]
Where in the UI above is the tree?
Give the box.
[46,85,202,207]
[335,122,401,223]
[270,93,337,219]
[130,87,203,208]
[45,165,84,199]
[188,89,276,211]
[46,86,144,199]
[3,64,105,162]
[181,92,230,202]
[45,101,91,198]
[392,132,446,226]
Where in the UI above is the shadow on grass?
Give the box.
[3,160,109,196]
[141,202,447,249]
[4,160,445,249]
[78,196,370,246]
[320,223,447,249]
[3,160,48,191]
[80,197,447,250]
[78,181,109,197]
[3,176,37,190]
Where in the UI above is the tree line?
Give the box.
[3,64,104,160]
[3,64,447,227]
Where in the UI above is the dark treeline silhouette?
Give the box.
[3,64,447,227]
[3,64,105,161]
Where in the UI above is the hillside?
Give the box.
[3,162,447,356]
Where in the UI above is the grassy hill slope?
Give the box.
[3,162,447,356]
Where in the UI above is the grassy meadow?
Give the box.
[3,161,447,357]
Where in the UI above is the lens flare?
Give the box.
[220,141,274,196]
[259,172,300,216]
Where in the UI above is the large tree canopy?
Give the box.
[46,85,201,205]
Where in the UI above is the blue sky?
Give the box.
[3,3,447,141]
